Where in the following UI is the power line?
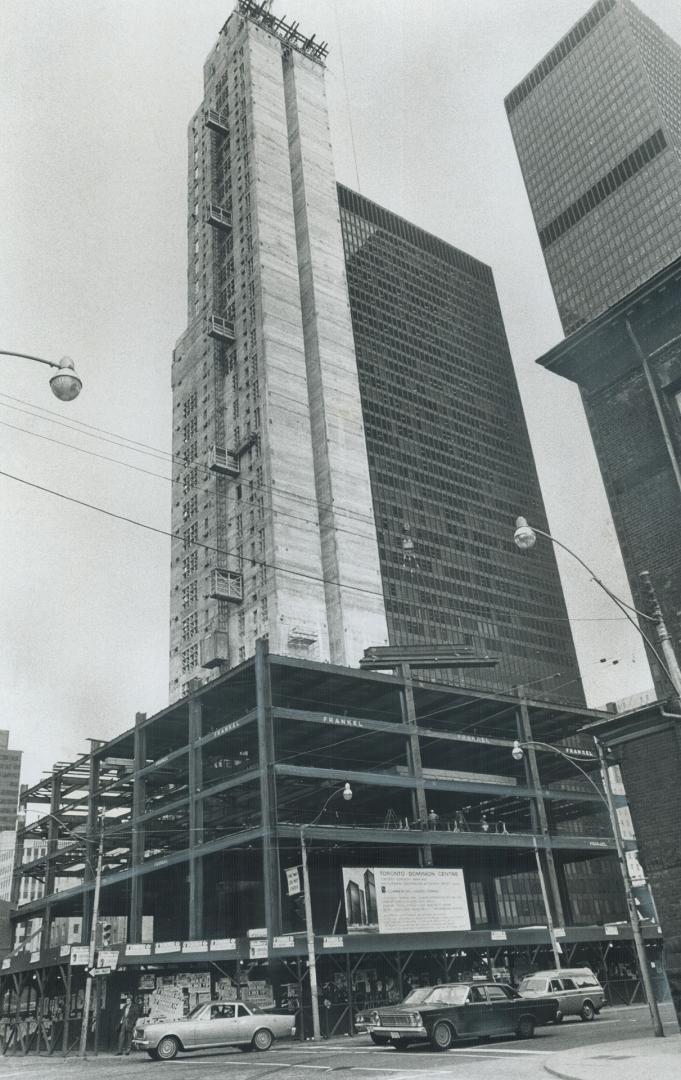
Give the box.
[0,392,378,529]
[0,445,635,626]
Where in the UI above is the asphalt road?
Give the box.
[0,1004,678,1080]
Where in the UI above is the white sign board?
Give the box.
[70,946,90,966]
[148,986,185,1022]
[210,938,237,952]
[273,935,295,949]
[285,867,301,896]
[323,936,344,948]
[98,949,119,970]
[249,939,268,959]
[342,867,470,935]
[125,943,151,956]
[155,941,182,954]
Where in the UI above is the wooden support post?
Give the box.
[188,697,204,940]
[62,964,72,1057]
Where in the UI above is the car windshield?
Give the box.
[187,1004,209,1019]
[422,985,470,1006]
[521,978,546,992]
[402,988,433,1005]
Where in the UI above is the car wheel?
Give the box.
[580,1001,596,1022]
[390,1038,410,1051]
[252,1027,274,1052]
[430,1020,455,1051]
[554,1011,564,1024]
[156,1036,180,1061]
[516,1015,535,1040]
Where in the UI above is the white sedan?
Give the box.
[133,1001,296,1060]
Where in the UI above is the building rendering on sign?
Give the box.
[506,0,681,336]
[170,0,583,704]
[5,645,665,1051]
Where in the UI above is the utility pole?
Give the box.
[79,827,103,1059]
[531,837,562,970]
[639,570,681,707]
[300,827,321,1040]
[595,740,664,1038]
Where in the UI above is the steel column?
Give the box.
[255,637,281,936]
[188,697,204,940]
[399,663,432,866]
[516,695,565,926]
[129,717,146,942]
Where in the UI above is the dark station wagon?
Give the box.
[366,981,558,1051]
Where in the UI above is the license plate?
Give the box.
[389,1031,400,1038]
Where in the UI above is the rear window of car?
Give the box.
[521,978,547,992]
[423,986,470,1006]
[574,975,599,988]
[560,979,577,990]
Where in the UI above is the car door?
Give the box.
[548,977,568,1017]
[482,984,516,1035]
[195,1003,239,1047]
[557,977,580,1017]
[457,985,488,1037]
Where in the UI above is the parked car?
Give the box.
[366,981,558,1051]
[518,968,605,1022]
[355,989,433,1033]
[132,1000,296,1060]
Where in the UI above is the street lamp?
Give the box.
[511,739,664,1037]
[300,783,353,1040]
[513,517,681,701]
[0,349,83,401]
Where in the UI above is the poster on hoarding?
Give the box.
[342,867,470,934]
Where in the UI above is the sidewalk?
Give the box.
[545,1035,681,1080]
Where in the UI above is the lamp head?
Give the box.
[342,783,353,802]
[514,516,536,551]
[49,356,82,402]
[511,740,525,762]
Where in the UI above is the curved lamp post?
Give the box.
[512,740,663,1037]
[513,517,681,701]
[300,783,352,1040]
[0,350,83,401]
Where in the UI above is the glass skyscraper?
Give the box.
[506,0,681,693]
[506,0,681,334]
[338,187,583,701]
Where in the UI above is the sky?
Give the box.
[3,0,680,787]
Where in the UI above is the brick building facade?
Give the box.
[586,705,681,1028]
